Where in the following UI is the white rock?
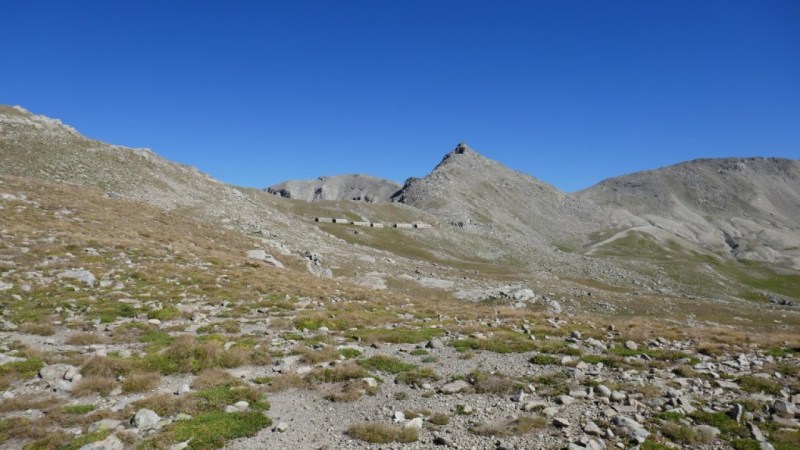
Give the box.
[440,380,470,394]
[404,417,423,430]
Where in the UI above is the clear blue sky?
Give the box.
[3,1,799,191]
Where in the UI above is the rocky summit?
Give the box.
[0,106,798,450]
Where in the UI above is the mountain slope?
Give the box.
[392,143,613,246]
[267,174,400,202]
[579,157,800,268]
[0,105,331,253]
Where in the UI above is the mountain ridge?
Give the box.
[267,173,401,203]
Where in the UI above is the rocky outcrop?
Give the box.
[267,174,400,203]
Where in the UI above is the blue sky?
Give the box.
[3,1,799,191]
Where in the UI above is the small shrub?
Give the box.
[122,371,161,393]
[529,354,559,365]
[468,370,520,395]
[263,373,305,392]
[307,362,368,383]
[429,413,449,426]
[395,367,438,386]
[325,380,375,402]
[297,345,340,364]
[358,355,416,374]
[72,376,118,397]
[339,348,362,359]
[346,422,418,443]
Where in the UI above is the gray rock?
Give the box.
[553,417,571,428]
[433,433,454,446]
[773,399,797,418]
[624,340,638,350]
[78,434,123,450]
[39,364,79,382]
[274,422,289,432]
[58,269,96,287]
[584,421,602,435]
[612,416,650,443]
[246,249,284,268]
[695,424,721,439]
[89,419,123,433]
[131,408,160,429]
[426,338,445,349]
[556,395,575,405]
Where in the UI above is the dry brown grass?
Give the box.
[0,416,63,443]
[122,371,162,393]
[297,345,340,364]
[324,379,376,402]
[131,392,198,417]
[18,323,56,336]
[346,422,418,443]
[307,362,369,383]
[0,394,63,413]
[263,373,306,393]
[192,368,236,389]
[72,375,118,397]
[66,332,108,346]
[81,355,132,378]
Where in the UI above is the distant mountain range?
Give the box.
[2,105,797,303]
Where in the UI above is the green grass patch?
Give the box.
[608,347,697,363]
[359,355,416,374]
[62,430,111,450]
[148,306,181,321]
[338,348,362,359]
[63,404,96,414]
[738,375,782,395]
[689,411,746,438]
[0,358,43,380]
[168,411,271,449]
[139,330,174,350]
[195,383,269,411]
[529,354,559,365]
[349,327,443,344]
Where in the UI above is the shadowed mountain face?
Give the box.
[391,143,613,246]
[267,174,401,203]
[579,157,800,269]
